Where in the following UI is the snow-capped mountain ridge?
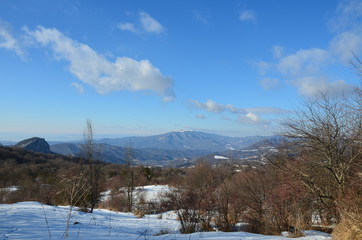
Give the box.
[96,131,268,152]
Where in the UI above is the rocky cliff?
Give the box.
[15,137,52,154]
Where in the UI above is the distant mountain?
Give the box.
[14,137,52,154]
[97,130,266,152]
[50,142,209,166]
[50,143,82,156]
[48,131,277,166]
[195,135,284,165]
[10,132,281,166]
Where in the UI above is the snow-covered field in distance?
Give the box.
[0,185,332,240]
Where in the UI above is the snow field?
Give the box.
[0,185,332,240]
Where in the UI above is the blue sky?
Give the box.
[0,0,361,141]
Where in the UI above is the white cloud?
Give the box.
[190,99,284,126]
[193,10,208,24]
[246,112,258,122]
[327,0,362,63]
[245,107,287,114]
[190,99,246,114]
[272,45,284,59]
[293,76,354,97]
[239,10,256,22]
[190,99,228,113]
[330,30,362,63]
[260,78,279,90]
[238,112,269,125]
[274,47,355,97]
[255,0,360,98]
[118,23,137,33]
[139,11,164,33]
[0,21,24,58]
[119,11,164,34]
[25,26,174,100]
[162,94,175,102]
[190,99,287,115]
[71,82,84,94]
[330,0,362,31]
[225,104,245,114]
[255,61,271,75]
[277,48,330,76]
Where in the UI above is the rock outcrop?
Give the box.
[15,137,52,154]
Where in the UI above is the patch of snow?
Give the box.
[102,185,172,203]
[19,138,37,148]
[134,185,171,202]
[0,186,19,192]
[100,190,111,202]
[0,200,332,240]
[173,129,193,133]
[214,155,229,160]
[240,149,258,152]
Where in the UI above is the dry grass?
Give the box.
[333,215,362,240]
[133,209,145,218]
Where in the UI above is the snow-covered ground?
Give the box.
[100,185,171,202]
[0,202,333,240]
[134,185,171,202]
[0,185,332,240]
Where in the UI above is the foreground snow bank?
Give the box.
[0,201,331,240]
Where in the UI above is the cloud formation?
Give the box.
[25,26,174,100]
[191,99,224,113]
[330,30,362,62]
[330,0,362,31]
[193,10,208,24]
[0,21,24,58]
[239,10,256,22]
[71,82,84,94]
[259,78,279,90]
[190,99,287,115]
[272,45,284,59]
[256,0,361,98]
[189,99,286,125]
[139,11,164,33]
[277,48,330,76]
[293,76,354,97]
[118,23,137,33]
[119,11,164,34]
[266,46,354,97]
[255,61,271,75]
[237,112,269,125]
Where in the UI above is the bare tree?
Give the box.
[124,144,135,212]
[54,167,90,239]
[82,119,101,213]
[280,93,362,223]
[286,95,360,190]
[351,53,362,77]
[59,173,90,239]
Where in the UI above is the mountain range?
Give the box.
[96,130,266,151]
[10,131,280,167]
